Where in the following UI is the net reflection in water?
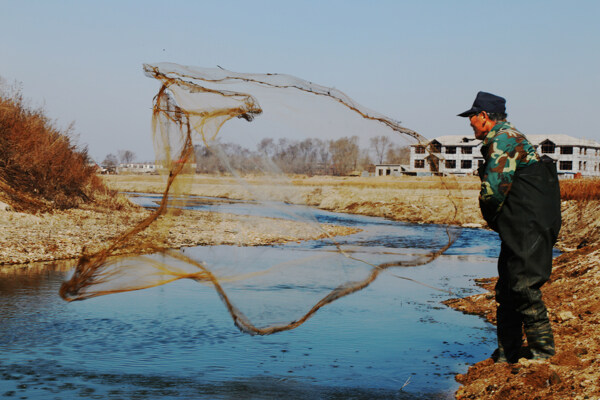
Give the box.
[60,63,464,335]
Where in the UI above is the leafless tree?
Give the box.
[329,136,359,175]
[370,135,391,164]
[386,145,410,164]
[357,148,374,172]
[117,150,136,164]
[257,138,275,157]
[101,153,118,169]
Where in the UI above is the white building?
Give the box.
[528,134,600,177]
[117,162,158,174]
[407,134,600,178]
[374,164,408,176]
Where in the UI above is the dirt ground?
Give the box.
[445,201,600,399]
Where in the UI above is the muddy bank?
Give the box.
[444,201,600,399]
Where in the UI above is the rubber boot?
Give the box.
[524,322,555,360]
[491,347,508,363]
[496,303,524,363]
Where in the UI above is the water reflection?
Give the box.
[0,197,500,399]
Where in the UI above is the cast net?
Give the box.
[60,63,464,335]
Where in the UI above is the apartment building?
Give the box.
[407,134,600,177]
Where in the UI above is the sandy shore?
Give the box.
[0,201,357,265]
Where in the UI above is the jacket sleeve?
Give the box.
[478,135,519,229]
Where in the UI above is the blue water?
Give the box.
[0,196,501,399]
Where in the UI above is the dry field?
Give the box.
[103,173,600,249]
[103,173,484,227]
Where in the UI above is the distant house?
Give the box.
[527,134,600,177]
[406,134,600,178]
[374,164,409,176]
[117,162,158,174]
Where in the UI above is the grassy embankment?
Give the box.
[0,87,126,212]
[0,88,355,265]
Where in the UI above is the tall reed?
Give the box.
[560,178,600,201]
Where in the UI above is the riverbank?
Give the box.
[0,201,356,265]
[102,174,600,398]
[2,173,599,398]
[105,173,485,226]
[445,243,600,400]
[445,199,600,400]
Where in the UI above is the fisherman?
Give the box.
[458,91,561,363]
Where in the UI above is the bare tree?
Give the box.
[101,153,118,170]
[117,150,136,164]
[329,136,359,176]
[386,145,410,164]
[370,135,391,164]
[257,138,275,157]
[357,148,374,172]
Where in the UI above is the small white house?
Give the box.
[374,164,409,176]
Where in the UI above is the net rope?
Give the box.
[60,63,462,335]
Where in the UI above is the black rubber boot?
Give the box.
[524,322,555,360]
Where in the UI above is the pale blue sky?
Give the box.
[1,0,599,162]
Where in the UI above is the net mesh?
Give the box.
[60,63,463,335]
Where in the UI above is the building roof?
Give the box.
[413,134,600,148]
[413,135,479,146]
[526,134,600,148]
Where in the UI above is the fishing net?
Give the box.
[60,63,464,335]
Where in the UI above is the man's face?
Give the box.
[469,112,488,140]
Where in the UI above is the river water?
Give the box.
[0,195,502,399]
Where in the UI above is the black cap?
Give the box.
[458,91,506,117]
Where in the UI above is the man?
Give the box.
[458,91,561,363]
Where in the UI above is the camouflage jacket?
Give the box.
[478,121,539,227]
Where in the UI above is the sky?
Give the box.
[1,0,599,163]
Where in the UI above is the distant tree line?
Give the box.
[194,135,410,176]
[101,149,137,170]
[99,136,410,176]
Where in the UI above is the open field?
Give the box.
[104,173,485,227]
[103,173,600,249]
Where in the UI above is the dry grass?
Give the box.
[104,173,484,226]
[0,87,111,212]
[560,178,600,201]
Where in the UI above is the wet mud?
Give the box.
[445,244,600,399]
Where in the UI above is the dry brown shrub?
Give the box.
[560,178,600,201]
[0,85,107,212]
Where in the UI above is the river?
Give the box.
[0,195,501,399]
